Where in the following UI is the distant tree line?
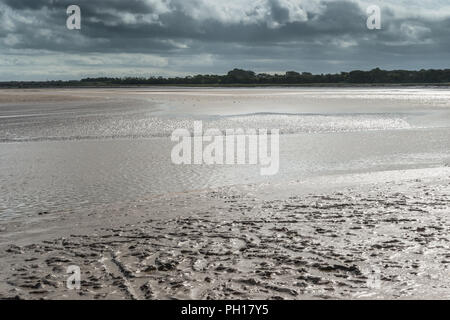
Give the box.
[2,68,450,88]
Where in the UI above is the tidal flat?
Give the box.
[0,87,449,299]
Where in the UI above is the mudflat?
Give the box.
[1,169,449,300]
[0,87,449,299]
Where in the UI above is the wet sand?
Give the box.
[0,89,101,104]
[1,88,449,300]
[1,169,449,300]
[3,87,450,114]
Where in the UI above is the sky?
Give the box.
[1,0,450,80]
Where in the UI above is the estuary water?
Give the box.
[1,87,450,220]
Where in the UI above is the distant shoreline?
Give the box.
[2,68,450,89]
[1,83,450,89]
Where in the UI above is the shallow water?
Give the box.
[1,88,450,220]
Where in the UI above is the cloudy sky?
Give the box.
[1,0,450,80]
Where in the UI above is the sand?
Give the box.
[0,89,102,104]
[3,87,450,113]
[1,88,449,300]
[1,170,449,300]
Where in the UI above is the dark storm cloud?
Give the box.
[1,0,449,80]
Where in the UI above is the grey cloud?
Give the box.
[1,0,450,80]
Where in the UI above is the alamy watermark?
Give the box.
[66,4,381,31]
[367,5,381,30]
[171,121,279,176]
[66,265,81,290]
[66,5,81,30]
[366,265,381,289]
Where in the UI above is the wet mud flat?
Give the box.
[0,177,449,300]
